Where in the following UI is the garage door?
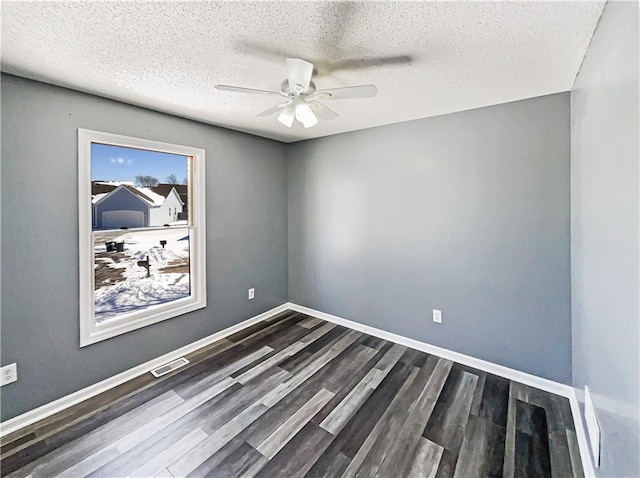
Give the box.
[102,210,145,229]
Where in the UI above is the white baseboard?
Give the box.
[0,303,291,438]
[286,302,595,477]
[569,388,597,477]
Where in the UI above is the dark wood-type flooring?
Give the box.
[1,310,584,477]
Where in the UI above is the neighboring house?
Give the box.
[152,183,189,220]
[92,182,184,229]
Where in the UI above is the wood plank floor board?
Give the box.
[1,312,584,478]
[476,372,510,428]
[128,427,208,478]
[181,436,246,478]
[304,361,413,477]
[341,364,426,478]
[454,415,506,478]
[259,330,361,408]
[407,437,444,478]
[242,337,370,450]
[423,367,479,456]
[200,440,266,478]
[255,388,334,459]
[253,422,333,478]
[277,325,346,373]
[514,400,552,478]
[172,346,272,400]
[200,368,291,436]
[312,341,399,429]
[168,402,269,477]
[377,357,453,478]
[361,335,383,349]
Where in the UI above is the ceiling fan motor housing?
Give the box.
[280,79,316,97]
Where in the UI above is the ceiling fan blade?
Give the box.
[307,101,339,121]
[215,85,282,96]
[286,58,314,93]
[256,104,285,117]
[314,84,378,100]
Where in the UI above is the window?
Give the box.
[78,129,206,346]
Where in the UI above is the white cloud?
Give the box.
[127,159,133,164]
[117,158,124,164]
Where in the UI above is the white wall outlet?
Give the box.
[433,309,443,324]
[584,385,601,467]
[1,363,17,386]
[248,288,255,300]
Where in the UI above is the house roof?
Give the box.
[92,183,167,207]
[152,184,186,206]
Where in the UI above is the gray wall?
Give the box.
[288,93,572,383]
[0,74,288,420]
[570,1,640,476]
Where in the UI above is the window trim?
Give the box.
[78,129,207,347]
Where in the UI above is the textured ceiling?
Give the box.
[2,1,605,143]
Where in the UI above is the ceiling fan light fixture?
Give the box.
[277,105,295,128]
[295,101,318,128]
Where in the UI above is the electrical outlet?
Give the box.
[1,363,17,386]
[433,309,442,324]
[248,288,255,300]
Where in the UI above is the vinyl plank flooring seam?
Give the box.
[167,402,269,478]
[200,368,292,435]
[173,346,273,399]
[406,437,444,478]
[239,340,376,452]
[340,365,421,478]
[319,343,406,435]
[378,358,454,477]
[503,381,518,478]
[113,377,236,454]
[127,427,208,478]
[260,330,361,408]
[254,388,335,459]
[234,323,337,384]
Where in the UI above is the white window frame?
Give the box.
[78,129,207,347]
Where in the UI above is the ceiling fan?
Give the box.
[215,58,378,128]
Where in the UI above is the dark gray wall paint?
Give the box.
[571,1,640,475]
[0,74,288,420]
[288,93,571,383]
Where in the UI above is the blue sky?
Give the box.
[91,143,188,184]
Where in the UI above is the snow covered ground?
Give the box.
[94,227,190,323]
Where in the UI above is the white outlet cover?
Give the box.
[248,288,255,300]
[433,309,443,323]
[1,363,17,386]
[584,385,601,467]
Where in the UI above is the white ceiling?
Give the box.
[2,1,605,143]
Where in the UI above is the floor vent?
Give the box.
[150,357,190,378]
